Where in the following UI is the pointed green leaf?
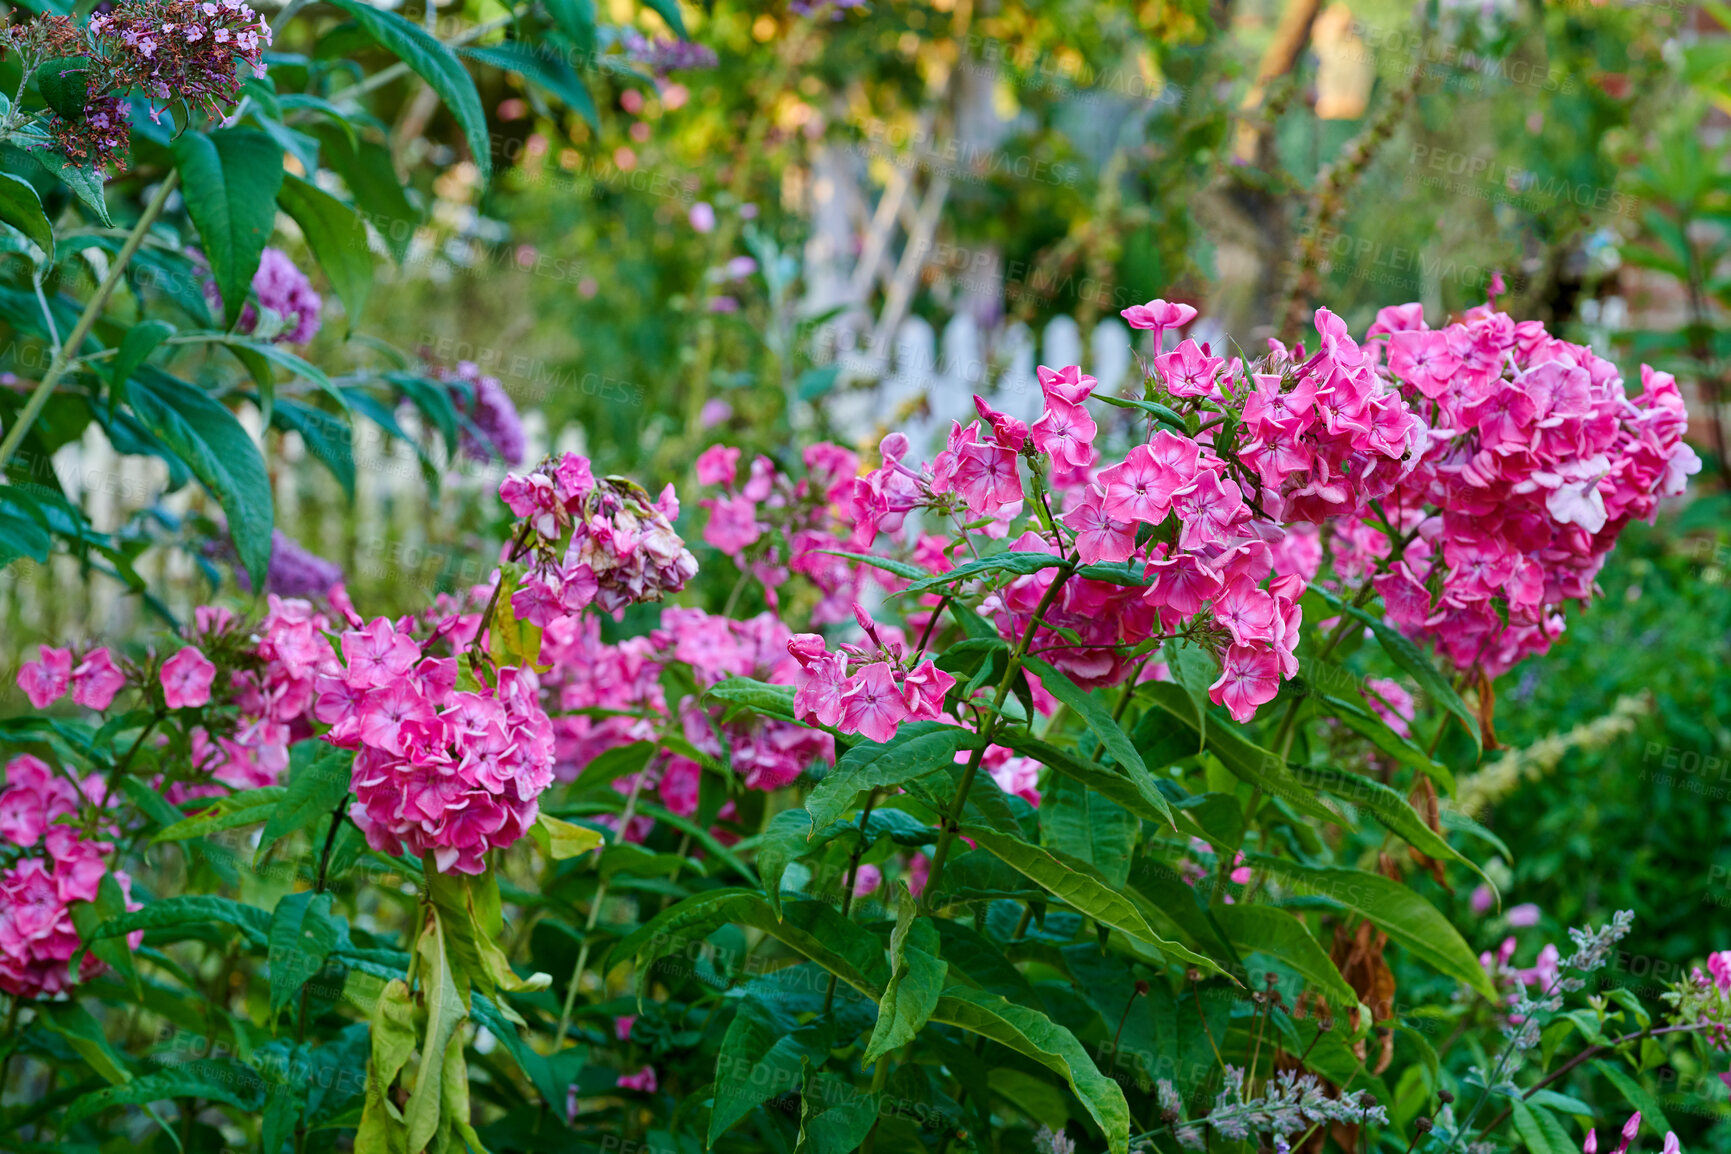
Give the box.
[1212,904,1357,1009]
[807,721,975,830]
[862,887,944,1066]
[173,128,284,327]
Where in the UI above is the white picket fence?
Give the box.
[0,311,1135,663]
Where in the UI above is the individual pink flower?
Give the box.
[838,663,910,744]
[906,850,931,897]
[16,646,71,709]
[614,1015,637,1041]
[1470,884,1495,915]
[1063,487,1137,565]
[852,864,883,898]
[1208,645,1281,723]
[1153,339,1225,398]
[617,1065,659,1092]
[159,647,216,709]
[900,661,955,720]
[696,444,741,487]
[1120,298,1198,346]
[1506,903,1541,927]
[70,648,127,711]
[1030,397,1097,470]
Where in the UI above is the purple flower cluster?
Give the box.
[621,31,718,72]
[446,361,526,466]
[200,247,322,343]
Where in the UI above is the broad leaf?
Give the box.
[807,721,975,830]
[256,745,353,861]
[0,170,53,259]
[861,887,945,1065]
[1246,855,1498,999]
[153,786,287,843]
[128,367,273,588]
[276,173,372,326]
[1213,904,1357,1009]
[326,0,493,182]
[268,891,340,1012]
[930,986,1132,1154]
[1039,771,1139,888]
[172,128,284,326]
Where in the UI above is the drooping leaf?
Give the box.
[127,367,273,588]
[930,985,1132,1154]
[1304,764,1494,891]
[1024,656,1158,790]
[1212,904,1357,1009]
[325,0,493,183]
[37,1002,130,1085]
[153,786,288,843]
[403,912,468,1152]
[269,399,355,501]
[1245,855,1498,999]
[276,174,373,326]
[172,128,284,327]
[861,887,945,1066]
[530,813,605,859]
[61,1064,266,1128]
[709,994,834,1143]
[795,1067,881,1154]
[460,41,598,130]
[1039,771,1139,888]
[268,891,340,1012]
[87,894,273,950]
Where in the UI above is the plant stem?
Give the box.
[823,792,878,1015]
[0,169,180,473]
[553,768,648,1049]
[922,560,1073,906]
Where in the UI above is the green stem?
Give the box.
[822,792,878,1015]
[0,169,180,473]
[553,767,648,1049]
[922,560,1074,906]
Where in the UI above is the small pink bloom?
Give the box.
[1208,645,1281,723]
[838,663,910,744]
[1506,903,1541,927]
[70,648,126,711]
[900,661,955,720]
[617,1065,659,1092]
[159,647,216,710]
[852,864,883,897]
[613,1015,637,1041]
[17,646,71,709]
[696,444,741,487]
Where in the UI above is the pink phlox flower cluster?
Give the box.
[500,453,698,624]
[650,608,833,798]
[698,441,863,622]
[17,643,126,711]
[0,754,140,998]
[540,613,666,781]
[1345,302,1700,676]
[785,605,957,743]
[315,616,555,874]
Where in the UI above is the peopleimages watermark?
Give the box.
[1297,224,1514,294]
[855,119,1080,188]
[1407,144,1639,221]
[1349,22,1582,94]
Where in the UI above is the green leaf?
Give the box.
[34,56,88,120]
[795,1067,881,1154]
[268,891,340,1013]
[0,171,53,259]
[220,336,344,409]
[1304,764,1493,890]
[530,812,604,859]
[326,0,493,183]
[1310,682,1454,794]
[1212,904,1357,1009]
[486,562,543,671]
[930,986,1132,1154]
[37,1002,130,1085]
[1092,391,1188,431]
[276,174,372,327]
[861,887,945,1066]
[256,745,353,862]
[964,826,1221,973]
[904,551,1063,594]
[173,128,284,327]
[1245,855,1497,999]
[704,676,800,721]
[404,912,469,1153]
[641,0,689,37]
[709,994,835,1143]
[806,721,975,830]
[1,140,110,226]
[755,807,820,919]
[817,549,927,581]
[1591,1060,1674,1135]
[128,367,273,589]
[269,400,354,501]
[1164,639,1215,753]
[1139,682,1340,823]
[110,319,174,398]
[1024,657,1166,823]
[1512,1099,1579,1154]
[461,41,598,131]
[544,0,596,53]
[309,127,418,263]
[69,874,138,994]
[356,978,417,1149]
[999,731,1177,832]
[572,738,656,790]
[153,786,288,843]
[1311,585,1482,756]
[88,895,273,950]
[1039,771,1139,888]
[62,1065,265,1129]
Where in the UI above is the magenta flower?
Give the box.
[617,1065,659,1093]
[159,647,216,709]
[1063,487,1137,565]
[838,662,910,744]
[69,647,126,711]
[16,646,71,709]
[1030,398,1097,471]
[696,444,741,487]
[1209,645,1281,724]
